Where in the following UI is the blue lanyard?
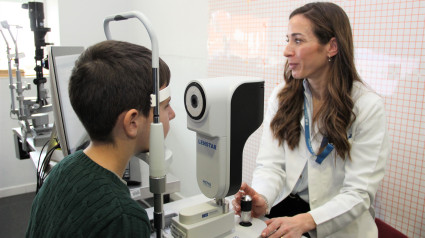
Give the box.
[303,98,334,164]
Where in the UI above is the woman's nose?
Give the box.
[283,44,294,58]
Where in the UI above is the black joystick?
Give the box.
[239,195,252,227]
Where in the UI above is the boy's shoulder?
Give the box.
[29,150,151,237]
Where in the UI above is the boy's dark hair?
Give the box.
[69,40,170,143]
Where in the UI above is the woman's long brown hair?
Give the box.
[270,2,361,159]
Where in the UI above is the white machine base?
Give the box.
[222,216,267,238]
[166,215,266,238]
[171,211,234,238]
[150,195,267,238]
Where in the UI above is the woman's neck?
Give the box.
[307,77,327,121]
[307,77,326,101]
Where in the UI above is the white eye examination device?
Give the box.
[171,76,264,238]
[185,77,264,199]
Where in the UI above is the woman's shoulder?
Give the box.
[271,81,286,97]
[267,82,286,111]
[351,81,386,120]
[351,80,383,105]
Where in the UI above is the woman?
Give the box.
[232,2,390,238]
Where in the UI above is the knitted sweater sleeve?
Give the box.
[97,213,151,238]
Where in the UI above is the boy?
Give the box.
[26,40,175,237]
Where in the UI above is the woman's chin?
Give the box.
[291,72,303,79]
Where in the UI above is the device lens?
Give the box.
[191,95,198,108]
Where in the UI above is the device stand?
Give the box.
[223,217,267,237]
[170,198,235,238]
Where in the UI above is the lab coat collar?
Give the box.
[301,79,311,132]
[302,79,312,95]
[301,79,321,139]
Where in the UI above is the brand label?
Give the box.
[202,179,212,188]
[198,139,217,150]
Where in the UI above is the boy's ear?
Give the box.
[122,109,145,138]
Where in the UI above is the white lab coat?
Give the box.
[251,80,390,238]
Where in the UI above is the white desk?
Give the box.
[128,160,180,200]
[145,194,267,238]
[145,194,210,221]
[145,195,309,238]
[13,127,60,170]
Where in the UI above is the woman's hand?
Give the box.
[232,182,268,218]
[261,213,316,238]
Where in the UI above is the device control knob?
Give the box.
[239,195,252,227]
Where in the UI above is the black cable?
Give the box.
[40,140,60,184]
[39,142,59,185]
[36,138,50,193]
[36,138,60,193]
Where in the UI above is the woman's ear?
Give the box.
[328,37,338,58]
[122,109,143,139]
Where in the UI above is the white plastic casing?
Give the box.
[149,122,166,178]
[184,76,264,199]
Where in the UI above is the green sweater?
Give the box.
[26,150,151,238]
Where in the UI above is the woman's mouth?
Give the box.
[288,63,298,70]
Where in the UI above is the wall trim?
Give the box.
[0,183,37,198]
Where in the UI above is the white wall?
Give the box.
[54,0,209,197]
[0,0,51,198]
[0,77,40,198]
[0,0,208,198]
[131,1,209,197]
